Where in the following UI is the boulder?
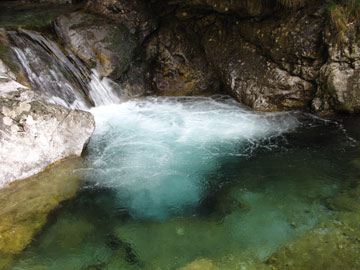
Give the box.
[0,98,94,186]
[0,60,95,186]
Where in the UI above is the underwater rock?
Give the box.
[265,221,360,270]
[0,157,86,269]
[178,258,214,270]
[114,217,227,269]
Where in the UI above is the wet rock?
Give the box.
[85,0,157,43]
[55,11,139,80]
[146,21,220,96]
[0,97,94,186]
[203,22,315,111]
[0,65,94,186]
[0,157,86,269]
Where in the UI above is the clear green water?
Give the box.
[8,97,360,270]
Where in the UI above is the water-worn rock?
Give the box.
[0,62,94,186]
[146,21,220,96]
[0,98,94,186]
[203,22,315,111]
[55,11,139,80]
[0,157,86,269]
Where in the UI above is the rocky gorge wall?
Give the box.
[81,0,359,114]
[1,0,359,114]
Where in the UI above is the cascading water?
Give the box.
[8,28,121,109]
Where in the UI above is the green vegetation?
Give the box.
[328,0,360,42]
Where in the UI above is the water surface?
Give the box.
[9,96,360,270]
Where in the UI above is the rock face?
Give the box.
[313,23,360,113]
[0,60,95,187]
[85,0,157,43]
[3,0,360,114]
[82,0,358,114]
[146,21,220,96]
[55,11,150,98]
[55,11,138,80]
[203,21,315,111]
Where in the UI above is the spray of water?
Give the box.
[85,96,300,220]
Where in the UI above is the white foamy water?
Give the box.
[85,96,300,220]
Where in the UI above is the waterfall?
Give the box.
[8,29,121,109]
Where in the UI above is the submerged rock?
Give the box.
[265,221,360,270]
[0,157,86,269]
[178,258,214,270]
